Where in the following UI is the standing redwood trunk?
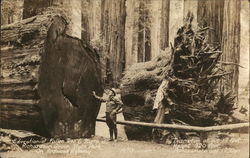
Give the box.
[125,0,167,68]
[81,0,90,42]
[169,0,184,44]
[238,0,250,107]
[101,0,126,86]
[197,0,224,47]
[160,0,170,50]
[184,0,198,29]
[221,0,241,102]
[137,0,151,62]
[0,13,103,138]
[125,0,140,69]
[150,0,162,59]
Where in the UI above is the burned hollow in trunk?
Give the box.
[0,13,103,138]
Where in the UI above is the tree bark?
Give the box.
[59,0,82,38]
[125,0,169,68]
[137,0,151,62]
[120,53,171,140]
[184,0,198,29]
[238,0,250,107]
[0,13,103,138]
[150,0,162,59]
[197,0,224,47]
[160,0,170,50]
[169,0,184,44]
[221,0,241,103]
[101,0,126,86]
[125,0,139,69]
[81,0,90,42]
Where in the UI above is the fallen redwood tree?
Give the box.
[0,12,103,138]
[120,53,172,140]
[120,13,247,141]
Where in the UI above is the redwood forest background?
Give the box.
[0,0,249,157]
[1,0,249,105]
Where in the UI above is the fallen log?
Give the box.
[120,53,171,140]
[96,118,249,132]
[0,13,103,138]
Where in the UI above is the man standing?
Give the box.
[93,89,123,141]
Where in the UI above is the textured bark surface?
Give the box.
[120,53,171,140]
[221,0,241,101]
[0,14,55,136]
[124,0,140,69]
[197,0,224,47]
[238,0,250,107]
[101,0,126,86]
[0,13,103,138]
[169,0,184,44]
[159,0,170,50]
[137,0,151,62]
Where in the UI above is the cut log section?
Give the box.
[0,13,103,138]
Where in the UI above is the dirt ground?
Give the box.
[1,133,248,158]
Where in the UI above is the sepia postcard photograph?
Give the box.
[0,0,249,158]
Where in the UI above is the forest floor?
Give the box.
[1,133,249,158]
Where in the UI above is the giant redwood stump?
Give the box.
[0,13,103,138]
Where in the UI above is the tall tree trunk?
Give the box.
[137,0,145,62]
[137,0,151,62]
[101,0,126,87]
[197,0,224,48]
[62,0,82,38]
[222,0,241,103]
[238,0,249,107]
[81,0,90,42]
[86,0,102,45]
[125,0,169,68]
[184,0,198,29]
[125,0,140,69]
[169,0,184,44]
[150,0,162,59]
[160,0,170,50]
[81,0,126,86]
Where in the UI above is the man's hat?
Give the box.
[108,88,116,96]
